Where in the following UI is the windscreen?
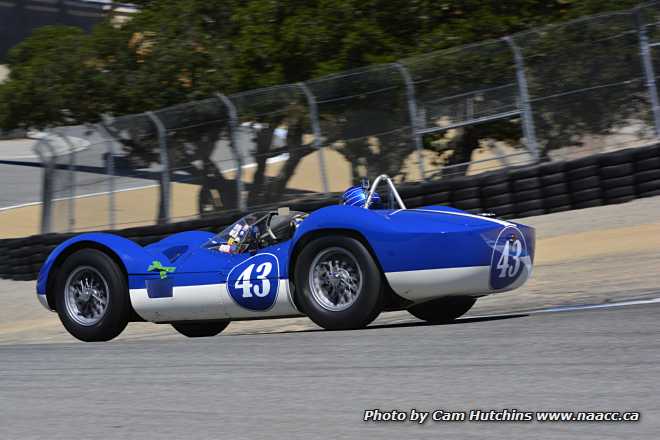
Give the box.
[204,212,269,253]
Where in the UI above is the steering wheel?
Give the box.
[255,213,278,248]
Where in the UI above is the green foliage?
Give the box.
[0,26,98,128]
[0,0,647,130]
[0,0,653,203]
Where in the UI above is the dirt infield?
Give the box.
[1,195,658,345]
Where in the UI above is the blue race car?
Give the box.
[36,175,535,341]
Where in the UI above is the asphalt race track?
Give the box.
[2,196,660,439]
[1,302,659,440]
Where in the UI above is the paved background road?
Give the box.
[0,127,262,210]
[0,131,162,210]
[1,303,659,440]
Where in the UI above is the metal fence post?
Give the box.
[97,119,117,229]
[216,93,246,211]
[503,36,541,162]
[146,111,171,224]
[635,7,660,137]
[54,129,76,232]
[99,116,118,229]
[33,138,56,234]
[393,63,426,181]
[297,82,330,193]
[106,136,116,230]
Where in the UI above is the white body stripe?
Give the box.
[130,279,301,323]
[386,257,532,303]
[386,266,491,302]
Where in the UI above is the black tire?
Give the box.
[515,199,544,213]
[604,185,635,199]
[638,189,660,198]
[453,198,481,210]
[172,320,230,338]
[573,187,602,203]
[599,149,635,166]
[399,184,426,198]
[545,194,571,208]
[574,199,603,209]
[546,204,571,214]
[488,204,515,217]
[481,171,509,185]
[482,182,510,198]
[422,180,450,193]
[516,208,546,218]
[539,161,566,174]
[635,169,660,184]
[405,196,424,208]
[508,166,540,180]
[540,172,566,186]
[605,195,636,205]
[634,145,660,160]
[512,177,541,192]
[452,186,480,201]
[638,179,660,193]
[568,165,599,180]
[601,175,634,189]
[408,296,476,323]
[635,157,660,172]
[570,175,600,191]
[600,163,634,179]
[484,193,512,207]
[570,155,599,168]
[294,236,383,330]
[54,249,131,342]
[542,183,569,198]
[423,192,450,205]
[513,188,542,202]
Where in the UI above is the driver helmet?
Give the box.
[341,185,381,208]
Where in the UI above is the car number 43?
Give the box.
[496,239,522,279]
[227,253,280,311]
[234,262,272,298]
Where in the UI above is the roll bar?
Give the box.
[364,174,407,210]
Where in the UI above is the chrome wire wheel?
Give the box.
[64,266,110,326]
[309,247,363,312]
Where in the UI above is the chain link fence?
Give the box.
[32,1,660,233]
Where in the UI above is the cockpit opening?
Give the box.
[204,208,307,254]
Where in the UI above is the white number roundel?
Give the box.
[234,262,272,298]
[227,254,279,310]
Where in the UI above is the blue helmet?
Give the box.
[341,185,381,208]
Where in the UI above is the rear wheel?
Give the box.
[171,321,230,338]
[55,249,131,342]
[407,296,476,324]
[295,236,383,330]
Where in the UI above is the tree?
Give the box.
[0,0,651,214]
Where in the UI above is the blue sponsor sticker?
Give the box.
[227,253,279,311]
[490,227,527,290]
[145,278,174,298]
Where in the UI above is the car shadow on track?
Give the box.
[368,313,530,331]
[235,313,529,336]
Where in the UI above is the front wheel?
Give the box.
[295,236,383,330]
[171,320,230,338]
[55,249,131,342]
[407,296,476,324]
